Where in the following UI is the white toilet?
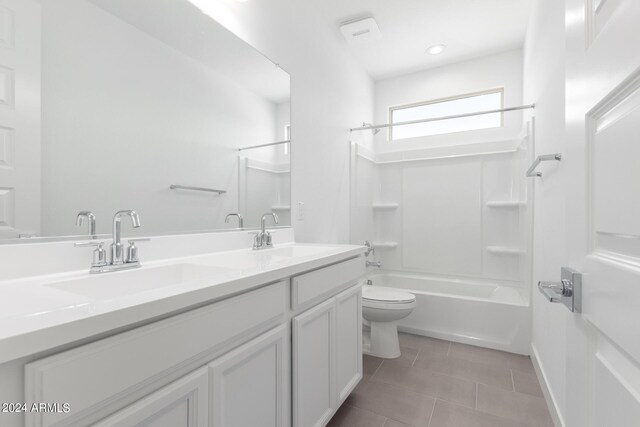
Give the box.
[362,285,416,359]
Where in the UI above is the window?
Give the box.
[389,89,503,141]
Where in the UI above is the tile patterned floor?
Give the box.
[328,333,553,427]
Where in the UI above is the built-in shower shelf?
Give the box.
[487,246,524,255]
[271,205,291,211]
[372,203,399,211]
[486,200,525,208]
[371,241,398,249]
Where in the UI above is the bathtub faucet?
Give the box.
[366,261,381,268]
[364,240,375,257]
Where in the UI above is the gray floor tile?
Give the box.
[326,404,386,427]
[429,400,529,427]
[383,418,414,427]
[512,370,544,397]
[413,353,513,390]
[363,354,384,380]
[398,333,451,357]
[346,380,435,427]
[372,362,476,407]
[449,343,534,373]
[330,334,551,427]
[378,346,419,369]
[477,384,553,427]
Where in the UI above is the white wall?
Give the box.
[187,0,375,244]
[523,0,567,424]
[40,0,279,236]
[374,49,524,153]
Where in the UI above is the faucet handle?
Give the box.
[364,240,375,257]
[126,238,150,264]
[75,241,107,267]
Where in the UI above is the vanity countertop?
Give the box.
[0,243,365,364]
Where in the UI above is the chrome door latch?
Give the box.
[538,267,582,312]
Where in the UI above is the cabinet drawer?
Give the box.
[25,281,287,427]
[291,256,364,309]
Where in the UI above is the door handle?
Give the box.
[538,267,582,312]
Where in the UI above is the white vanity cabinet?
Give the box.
[92,368,209,427]
[208,324,288,427]
[18,254,364,427]
[293,298,336,427]
[335,285,363,404]
[292,256,364,427]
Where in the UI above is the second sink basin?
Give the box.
[45,263,234,300]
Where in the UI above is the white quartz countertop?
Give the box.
[0,243,365,364]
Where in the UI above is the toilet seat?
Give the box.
[362,286,416,310]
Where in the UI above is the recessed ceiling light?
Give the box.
[427,44,446,55]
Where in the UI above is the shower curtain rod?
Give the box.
[349,104,535,132]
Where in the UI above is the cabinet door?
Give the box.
[335,284,363,404]
[293,298,336,427]
[92,367,208,427]
[208,325,288,427]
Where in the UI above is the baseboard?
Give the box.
[530,342,565,427]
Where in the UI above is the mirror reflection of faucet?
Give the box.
[76,211,97,238]
[75,210,148,274]
[225,213,244,229]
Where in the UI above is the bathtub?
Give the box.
[366,272,531,354]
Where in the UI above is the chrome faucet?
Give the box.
[225,213,244,228]
[364,240,375,257]
[76,210,146,274]
[253,213,278,250]
[76,211,96,237]
[111,210,141,265]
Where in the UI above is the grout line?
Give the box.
[510,369,516,392]
[475,383,479,409]
[371,360,384,380]
[426,398,437,427]
[411,348,419,367]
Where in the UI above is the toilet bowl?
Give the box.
[362,285,416,359]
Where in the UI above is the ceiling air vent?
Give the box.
[339,17,381,45]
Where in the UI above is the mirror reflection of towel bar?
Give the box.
[169,185,226,194]
[526,153,562,177]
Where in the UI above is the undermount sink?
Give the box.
[192,245,337,270]
[43,245,341,300]
[259,245,336,258]
[45,263,234,300]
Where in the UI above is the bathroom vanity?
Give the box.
[0,230,365,427]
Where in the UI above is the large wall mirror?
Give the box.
[0,0,290,241]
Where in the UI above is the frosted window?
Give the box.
[390,90,503,140]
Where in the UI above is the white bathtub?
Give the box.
[367,272,531,354]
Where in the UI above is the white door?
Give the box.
[335,284,362,405]
[564,0,640,425]
[293,298,335,427]
[92,367,208,427]
[0,0,40,238]
[208,325,288,427]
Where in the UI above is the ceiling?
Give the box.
[308,0,533,80]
